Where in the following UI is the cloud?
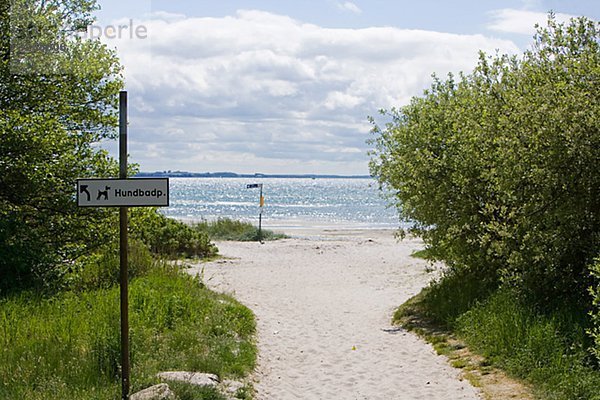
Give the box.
[487,9,576,35]
[107,10,520,174]
[336,1,362,14]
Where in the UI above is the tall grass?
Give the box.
[457,290,600,400]
[396,267,600,400]
[0,265,256,399]
[395,266,497,328]
[194,218,287,242]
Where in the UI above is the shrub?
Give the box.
[589,257,600,363]
[68,239,159,291]
[130,209,217,259]
[0,0,123,293]
[370,15,600,308]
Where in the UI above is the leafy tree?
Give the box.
[369,15,599,307]
[0,0,123,292]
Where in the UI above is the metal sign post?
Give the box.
[246,183,264,242]
[119,91,130,400]
[77,91,170,400]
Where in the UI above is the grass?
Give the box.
[194,218,288,242]
[395,267,600,400]
[0,263,256,400]
[410,248,434,260]
[394,266,497,328]
[456,290,600,400]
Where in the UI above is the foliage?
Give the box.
[397,272,600,400]
[590,257,600,363]
[0,265,256,400]
[130,209,218,259]
[395,266,497,328]
[0,0,123,292]
[66,238,157,291]
[194,217,288,242]
[379,15,600,396]
[369,15,600,307]
[457,290,600,400]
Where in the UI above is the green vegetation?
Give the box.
[410,248,434,260]
[1,0,123,293]
[0,259,256,400]
[371,15,600,399]
[396,273,600,400]
[0,0,219,293]
[1,2,257,399]
[194,218,288,242]
[131,209,218,259]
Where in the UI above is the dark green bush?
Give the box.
[0,0,123,293]
[590,257,600,364]
[374,16,600,396]
[370,15,600,308]
[130,209,217,259]
[69,239,158,291]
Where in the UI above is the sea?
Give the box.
[161,177,402,231]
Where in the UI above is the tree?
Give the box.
[0,0,123,291]
[369,15,600,306]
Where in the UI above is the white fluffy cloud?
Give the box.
[107,10,520,174]
[487,9,576,35]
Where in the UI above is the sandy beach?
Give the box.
[189,229,481,399]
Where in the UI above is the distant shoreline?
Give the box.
[136,171,372,179]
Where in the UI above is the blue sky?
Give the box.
[92,1,598,174]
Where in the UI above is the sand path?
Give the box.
[189,230,481,399]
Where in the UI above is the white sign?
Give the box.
[77,178,169,207]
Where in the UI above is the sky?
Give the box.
[91,1,599,175]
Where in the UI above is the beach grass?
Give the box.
[395,269,600,400]
[194,218,288,242]
[410,248,434,260]
[0,263,256,400]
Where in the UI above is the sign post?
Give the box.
[119,91,130,400]
[246,183,264,242]
[77,91,170,400]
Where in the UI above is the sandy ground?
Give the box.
[188,229,482,400]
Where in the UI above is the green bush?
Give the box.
[0,0,123,293]
[130,209,217,259]
[370,15,600,308]
[590,257,600,364]
[68,239,158,291]
[377,16,600,397]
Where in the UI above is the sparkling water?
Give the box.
[162,177,401,230]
